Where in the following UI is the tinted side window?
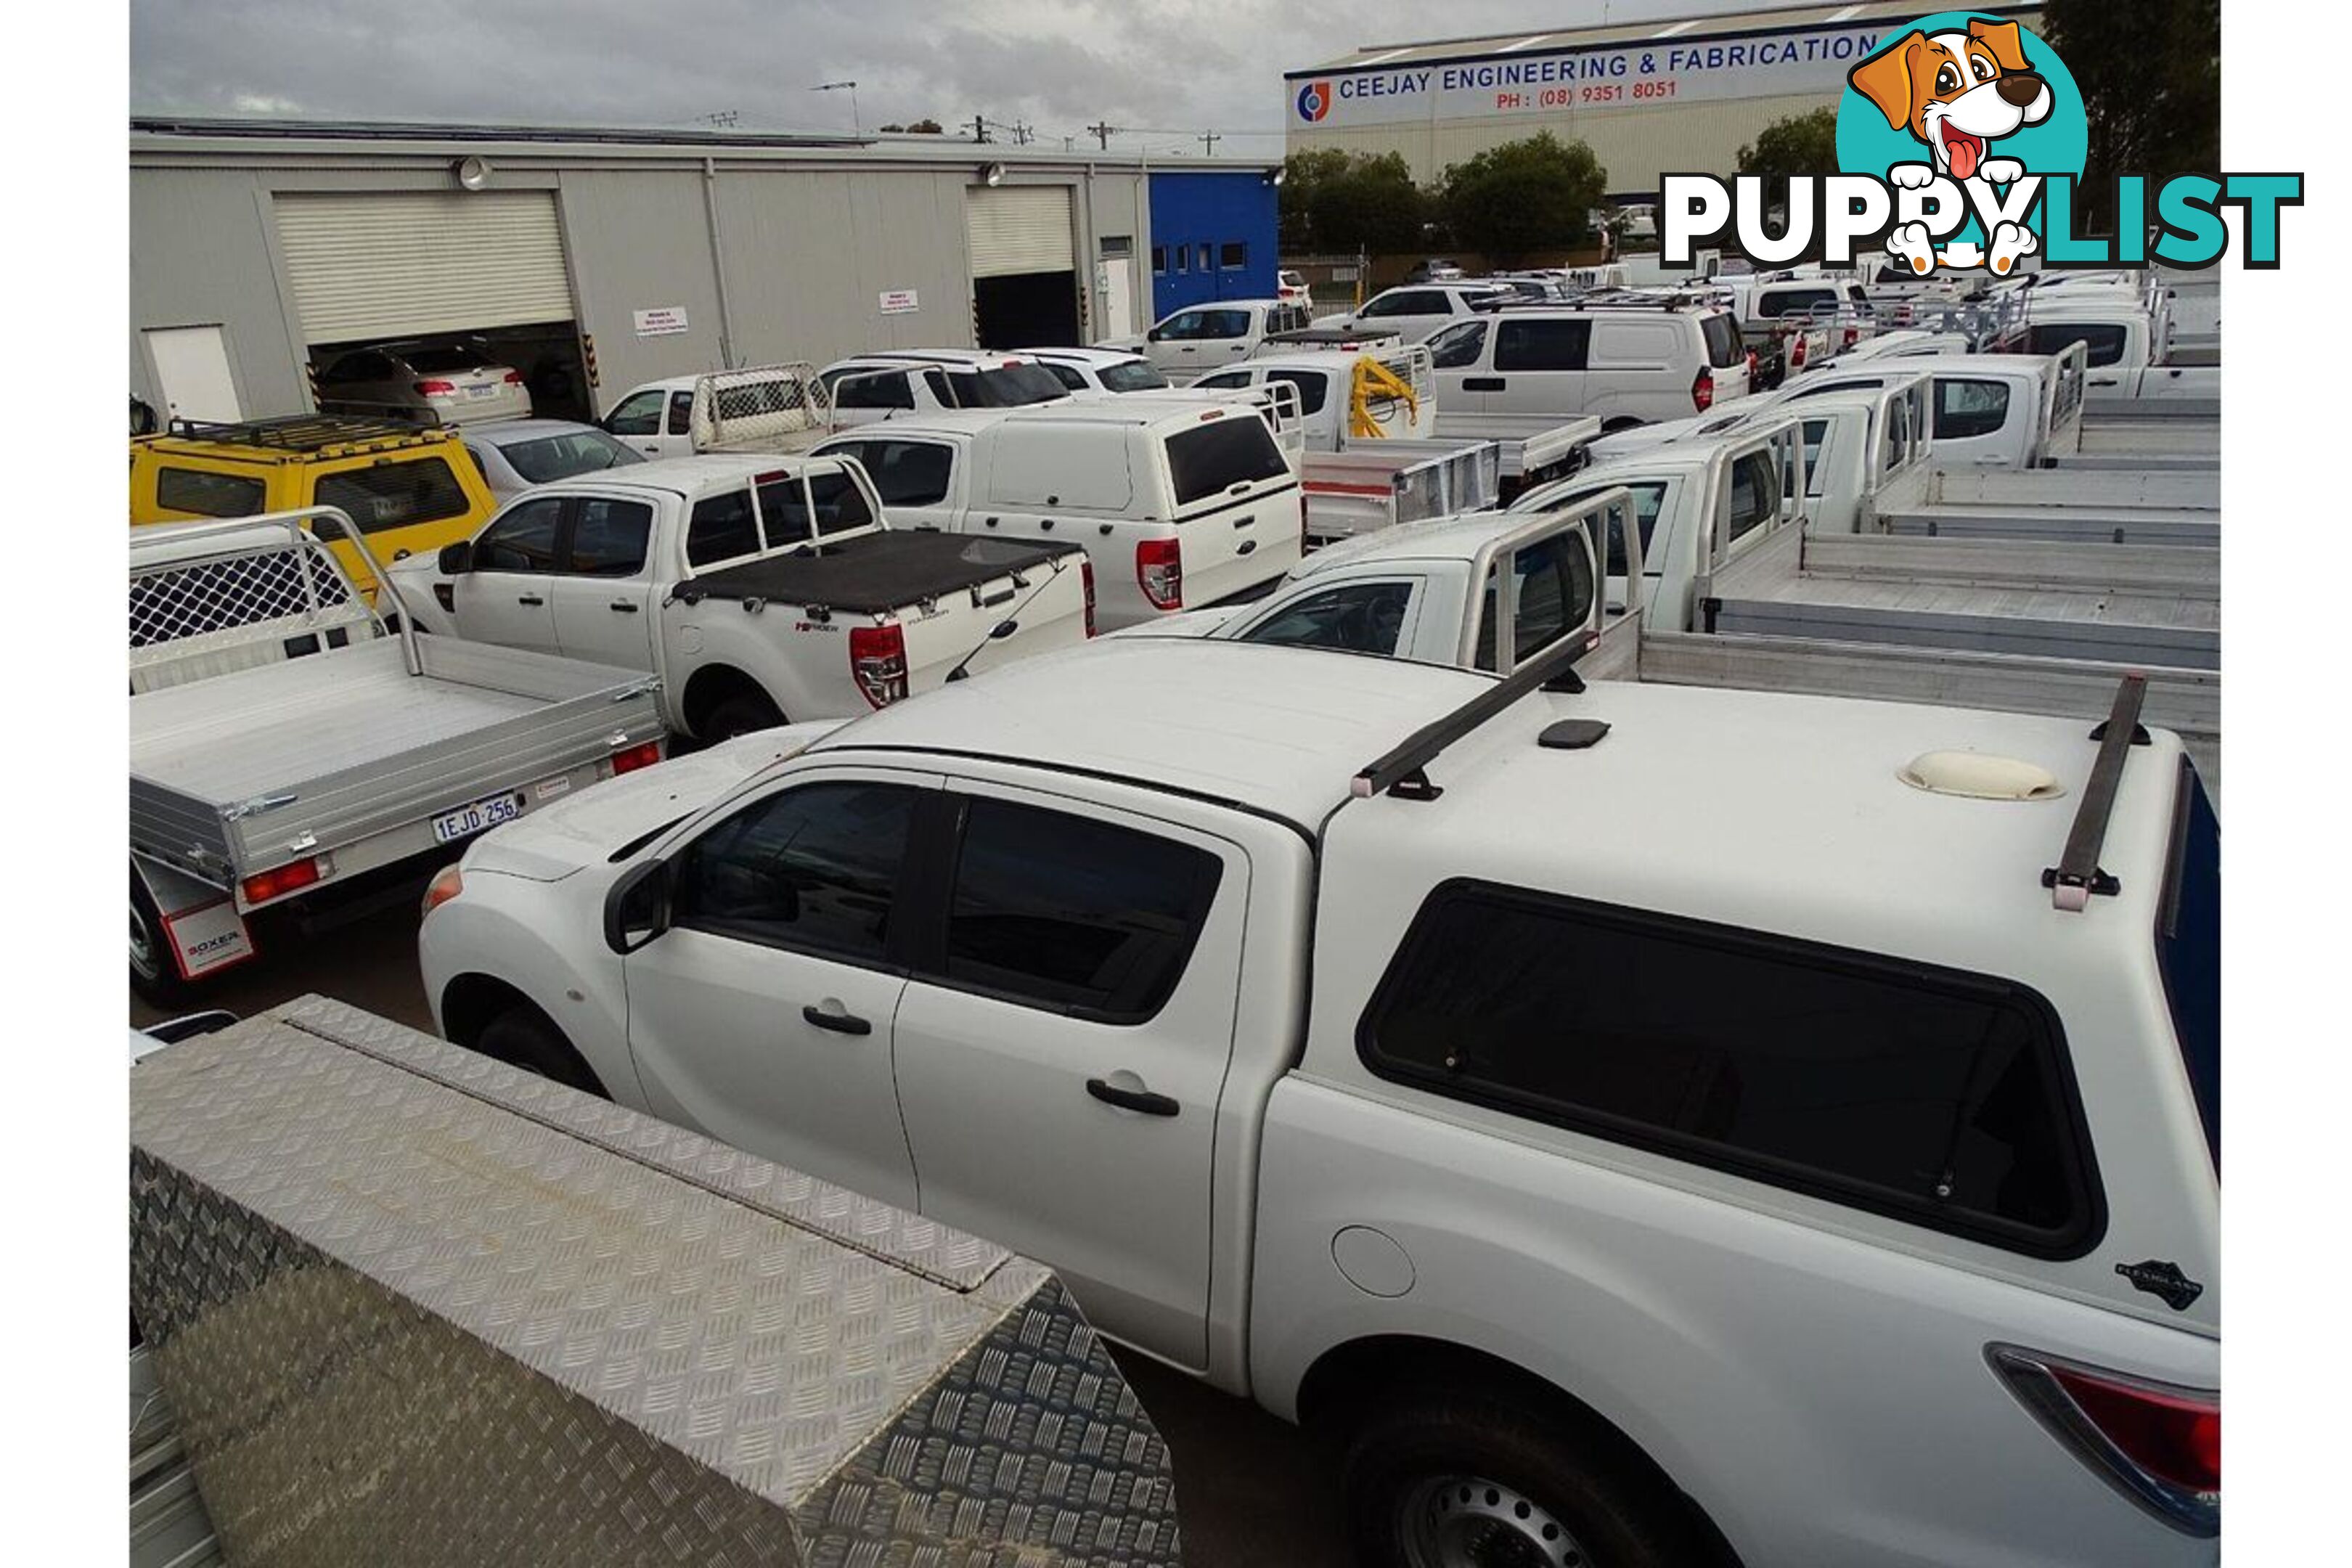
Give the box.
[1267,369,1329,417]
[1427,321,1489,369]
[155,466,266,518]
[1700,313,1745,369]
[1241,579,1415,655]
[1757,287,1836,319]
[313,457,471,535]
[1725,448,1780,542]
[2156,761,2220,1169]
[1042,363,1088,391]
[2028,322,2129,367]
[941,798,1222,1022]
[604,390,664,436]
[666,391,695,436]
[832,369,915,410]
[1199,310,1251,340]
[1474,531,1596,671]
[674,781,919,965]
[1166,417,1290,506]
[760,470,876,539]
[1495,319,1591,372]
[563,498,652,576]
[838,439,953,507]
[686,489,761,566]
[474,496,563,571]
[1360,883,2099,1254]
[1935,377,2012,441]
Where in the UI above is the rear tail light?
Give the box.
[1746,349,1758,381]
[240,855,324,906]
[849,623,911,708]
[1789,334,1808,368]
[415,379,458,396]
[608,740,663,775]
[1691,367,1714,413]
[502,369,525,385]
[1988,1345,2218,1536]
[1135,538,1183,611]
[1842,326,1861,348]
[422,864,465,918]
[1080,560,1097,637]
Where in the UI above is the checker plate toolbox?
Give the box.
[129,996,1181,1567]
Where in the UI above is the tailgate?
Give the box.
[899,545,1093,687]
[1174,482,1304,603]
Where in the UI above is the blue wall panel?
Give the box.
[1146,172,1278,321]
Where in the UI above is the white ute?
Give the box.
[393,452,1094,742]
[422,633,2220,1568]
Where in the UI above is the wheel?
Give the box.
[130,869,192,1008]
[698,690,785,743]
[475,1007,608,1098]
[1342,1382,1710,1568]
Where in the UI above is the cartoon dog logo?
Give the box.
[1847,18,2053,274]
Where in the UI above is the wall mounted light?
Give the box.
[1266,166,1286,187]
[454,155,494,191]
[981,161,1007,187]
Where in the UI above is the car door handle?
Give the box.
[518,593,546,606]
[609,600,639,613]
[802,1002,873,1037]
[1086,1077,1180,1116]
[1463,377,1506,391]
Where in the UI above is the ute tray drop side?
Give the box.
[678,530,1071,614]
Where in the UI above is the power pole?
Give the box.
[973,115,989,144]
[1199,131,1220,156]
[1087,121,1115,150]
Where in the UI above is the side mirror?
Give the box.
[603,859,672,955]
[437,540,475,575]
[1147,327,1164,343]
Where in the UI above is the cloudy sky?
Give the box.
[131,0,1701,158]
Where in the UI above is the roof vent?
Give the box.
[1899,751,2064,802]
[1538,719,1611,751]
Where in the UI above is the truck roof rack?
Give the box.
[2041,674,2151,911]
[1352,630,1593,803]
[160,413,448,452]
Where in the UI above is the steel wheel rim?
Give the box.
[130,901,163,983]
[1400,1474,1588,1568]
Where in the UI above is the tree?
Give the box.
[2041,0,2218,232]
[878,118,944,134]
[1281,149,1431,256]
[1439,133,1606,264]
[1739,107,1841,180]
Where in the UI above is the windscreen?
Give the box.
[945,364,1071,407]
[502,429,646,483]
[1166,417,1290,507]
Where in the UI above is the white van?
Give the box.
[1424,301,1753,430]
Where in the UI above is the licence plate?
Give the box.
[465,383,499,399]
[432,790,523,844]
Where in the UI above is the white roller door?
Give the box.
[274,191,573,344]
[965,187,1076,277]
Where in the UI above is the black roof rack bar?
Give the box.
[1352,632,1593,803]
[163,413,444,451]
[2041,673,2151,911]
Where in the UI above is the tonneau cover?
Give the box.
[680,528,1074,613]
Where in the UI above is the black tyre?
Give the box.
[698,690,785,744]
[475,1007,609,1098]
[1342,1382,1710,1568]
[130,868,192,1009]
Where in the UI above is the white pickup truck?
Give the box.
[392,452,1093,742]
[2020,293,2218,409]
[1192,344,1593,513]
[1600,348,2088,471]
[807,397,1304,630]
[131,513,667,1004]
[422,634,2220,1568]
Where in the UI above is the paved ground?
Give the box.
[133,904,1351,1567]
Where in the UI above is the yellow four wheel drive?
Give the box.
[130,416,498,600]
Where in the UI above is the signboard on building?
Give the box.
[632,306,689,337]
[1287,22,1892,128]
[879,289,920,314]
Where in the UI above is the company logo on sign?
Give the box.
[1295,80,1332,123]
[1661,11,2300,274]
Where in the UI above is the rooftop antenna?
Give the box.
[810,81,859,136]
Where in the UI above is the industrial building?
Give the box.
[129,118,1279,425]
[1283,1,2042,197]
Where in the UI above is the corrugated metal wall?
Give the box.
[128,142,1162,422]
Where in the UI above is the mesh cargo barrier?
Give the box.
[130,996,1182,1568]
